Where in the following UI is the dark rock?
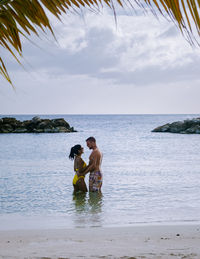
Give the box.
[22,120,32,131]
[31,116,41,123]
[13,128,28,133]
[168,121,188,133]
[70,127,76,132]
[1,118,21,130]
[152,123,170,132]
[43,128,55,133]
[0,124,13,133]
[32,129,44,133]
[22,120,30,128]
[184,125,200,134]
[51,118,70,128]
[37,120,52,129]
[2,117,17,124]
[152,117,200,134]
[0,117,76,134]
[56,126,71,133]
[50,128,60,133]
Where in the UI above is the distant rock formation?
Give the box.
[0,116,76,133]
[152,117,200,134]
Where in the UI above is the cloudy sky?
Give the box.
[1,4,200,114]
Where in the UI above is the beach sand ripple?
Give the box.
[0,224,200,259]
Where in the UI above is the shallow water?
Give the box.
[0,114,200,230]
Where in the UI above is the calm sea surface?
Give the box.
[0,114,200,230]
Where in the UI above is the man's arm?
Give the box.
[82,155,96,175]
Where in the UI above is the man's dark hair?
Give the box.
[86,136,96,142]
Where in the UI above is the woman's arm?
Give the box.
[82,155,96,175]
[76,157,86,176]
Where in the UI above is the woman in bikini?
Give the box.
[69,144,88,193]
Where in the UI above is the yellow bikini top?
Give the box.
[75,161,87,172]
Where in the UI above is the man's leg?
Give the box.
[89,172,102,192]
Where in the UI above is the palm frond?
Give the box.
[0,57,13,86]
[1,0,200,86]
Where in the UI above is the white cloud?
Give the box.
[1,8,200,114]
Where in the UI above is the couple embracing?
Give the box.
[69,137,103,193]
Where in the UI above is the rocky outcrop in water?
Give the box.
[152,117,200,134]
[0,116,76,133]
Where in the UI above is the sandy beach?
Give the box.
[0,224,200,259]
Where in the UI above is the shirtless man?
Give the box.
[83,137,103,192]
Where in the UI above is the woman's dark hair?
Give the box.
[69,144,82,160]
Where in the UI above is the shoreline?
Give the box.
[1,224,200,258]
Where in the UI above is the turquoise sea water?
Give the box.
[0,114,200,230]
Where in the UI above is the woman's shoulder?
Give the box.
[75,156,85,164]
[75,156,81,161]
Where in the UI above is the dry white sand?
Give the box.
[0,224,200,259]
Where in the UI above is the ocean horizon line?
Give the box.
[1,113,200,116]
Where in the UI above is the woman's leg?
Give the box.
[73,184,79,193]
[76,178,88,192]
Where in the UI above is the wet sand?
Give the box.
[0,224,200,258]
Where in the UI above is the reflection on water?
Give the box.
[72,192,103,227]
[88,192,103,213]
[72,192,87,213]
